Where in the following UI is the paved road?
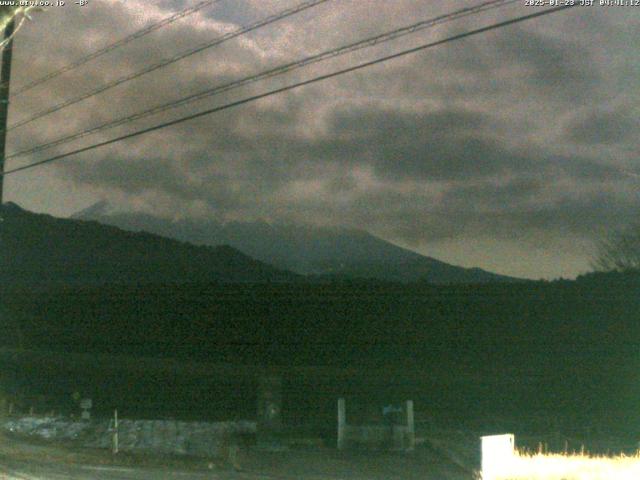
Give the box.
[0,459,280,480]
[0,454,472,480]
[0,454,368,480]
[0,433,474,479]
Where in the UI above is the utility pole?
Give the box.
[0,17,15,204]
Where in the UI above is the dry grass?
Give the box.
[489,450,640,480]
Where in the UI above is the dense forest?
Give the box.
[2,272,639,436]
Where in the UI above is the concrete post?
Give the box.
[406,400,415,451]
[337,397,346,450]
[256,375,283,450]
[80,398,92,421]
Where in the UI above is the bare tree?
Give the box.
[592,223,640,272]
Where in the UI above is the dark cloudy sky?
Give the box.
[4,0,639,279]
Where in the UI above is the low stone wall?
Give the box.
[3,416,256,457]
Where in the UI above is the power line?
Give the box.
[0,5,576,178]
[7,0,223,96]
[7,0,519,162]
[4,0,330,132]
[9,0,517,160]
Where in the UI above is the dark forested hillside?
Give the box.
[0,202,298,286]
[4,277,638,365]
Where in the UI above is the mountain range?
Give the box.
[73,200,519,284]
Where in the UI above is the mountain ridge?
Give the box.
[73,201,521,284]
[0,202,299,286]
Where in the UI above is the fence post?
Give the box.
[481,433,514,479]
[337,398,346,451]
[406,400,415,451]
[112,409,119,454]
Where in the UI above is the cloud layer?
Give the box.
[5,0,640,278]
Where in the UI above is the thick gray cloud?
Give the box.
[494,25,599,102]
[568,107,640,146]
[4,0,640,279]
